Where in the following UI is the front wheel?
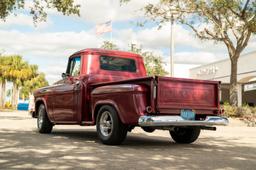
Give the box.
[37,104,53,133]
[170,127,200,144]
[96,105,127,145]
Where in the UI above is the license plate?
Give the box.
[181,109,195,120]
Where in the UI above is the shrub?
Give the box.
[222,103,256,127]
[222,102,238,117]
[4,101,12,109]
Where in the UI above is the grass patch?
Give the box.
[0,109,15,112]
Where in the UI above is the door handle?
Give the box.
[75,81,80,85]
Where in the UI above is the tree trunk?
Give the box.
[0,80,6,108]
[229,58,238,106]
[11,83,19,109]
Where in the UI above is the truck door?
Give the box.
[53,56,81,122]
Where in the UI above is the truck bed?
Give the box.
[91,76,220,116]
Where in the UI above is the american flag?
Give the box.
[95,21,112,35]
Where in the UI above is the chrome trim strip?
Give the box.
[138,116,229,127]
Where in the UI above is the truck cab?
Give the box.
[34,48,228,145]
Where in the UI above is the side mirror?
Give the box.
[62,73,69,79]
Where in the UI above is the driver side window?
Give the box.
[68,57,81,77]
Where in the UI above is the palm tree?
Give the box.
[8,56,36,108]
[1,55,47,109]
[0,77,6,108]
[21,73,48,99]
[0,56,11,108]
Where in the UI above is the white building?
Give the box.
[190,51,256,106]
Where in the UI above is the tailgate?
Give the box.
[156,77,220,115]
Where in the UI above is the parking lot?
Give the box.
[0,111,255,170]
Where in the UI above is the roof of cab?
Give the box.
[71,48,142,58]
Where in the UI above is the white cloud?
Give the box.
[0,29,103,84]
[0,29,101,57]
[0,0,255,85]
[1,24,255,84]
[115,24,228,54]
[113,24,228,66]
[174,51,226,65]
[42,65,67,83]
[19,0,157,23]
[76,0,158,23]
[0,14,51,28]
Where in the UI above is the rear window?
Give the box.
[100,56,136,72]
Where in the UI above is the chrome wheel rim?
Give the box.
[38,109,43,129]
[99,111,113,137]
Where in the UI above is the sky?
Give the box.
[0,0,255,84]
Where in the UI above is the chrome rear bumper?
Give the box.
[138,116,229,127]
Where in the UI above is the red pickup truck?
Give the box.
[33,48,228,145]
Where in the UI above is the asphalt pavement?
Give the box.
[0,111,255,170]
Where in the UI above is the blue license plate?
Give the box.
[181,109,195,120]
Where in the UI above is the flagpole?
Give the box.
[110,20,113,43]
[110,0,113,44]
[170,14,174,77]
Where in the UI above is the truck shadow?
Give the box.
[0,128,255,170]
[50,129,174,146]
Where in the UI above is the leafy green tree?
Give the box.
[101,41,119,50]
[122,0,256,106]
[143,52,168,76]
[129,44,168,76]
[0,0,80,23]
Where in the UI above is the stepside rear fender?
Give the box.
[91,84,148,125]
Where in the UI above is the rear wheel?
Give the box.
[170,127,200,144]
[96,105,127,145]
[141,127,155,133]
[37,104,53,133]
